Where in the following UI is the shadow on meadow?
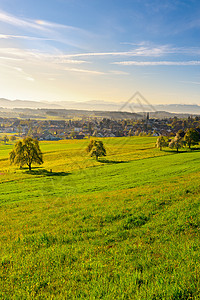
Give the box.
[98,158,128,164]
[163,148,200,154]
[25,168,70,177]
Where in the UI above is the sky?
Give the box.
[0,0,200,105]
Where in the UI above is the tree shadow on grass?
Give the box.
[191,147,200,151]
[163,148,200,154]
[98,158,128,164]
[163,150,186,154]
[25,168,70,176]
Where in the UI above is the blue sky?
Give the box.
[0,0,200,104]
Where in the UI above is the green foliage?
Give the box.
[9,137,43,170]
[86,139,106,160]
[184,128,199,149]
[10,135,16,142]
[169,133,184,152]
[155,136,168,150]
[2,135,9,144]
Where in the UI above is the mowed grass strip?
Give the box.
[0,137,199,299]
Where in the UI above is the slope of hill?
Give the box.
[0,137,199,299]
[0,98,61,109]
[1,98,200,115]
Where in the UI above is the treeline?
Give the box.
[0,135,16,144]
[156,128,199,152]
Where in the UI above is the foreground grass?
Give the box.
[0,137,199,299]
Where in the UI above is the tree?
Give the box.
[27,127,33,137]
[156,136,167,151]
[3,135,9,144]
[184,128,199,149]
[128,129,133,137]
[17,125,22,137]
[169,133,184,152]
[10,135,16,142]
[86,140,106,160]
[177,129,185,138]
[10,137,43,171]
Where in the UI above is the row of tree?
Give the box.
[0,135,16,144]
[9,129,198,172]
[156,128,199,152]
[9,137,106,171]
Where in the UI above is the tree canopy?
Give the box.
[10,137,43,171]
[169,133,184,152]
[2,135,9,144]
[184,128,199,149]
[10,135,16,142]
[86,140,106,160]
[155,136,167,151]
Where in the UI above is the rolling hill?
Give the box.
[0,137,199,299]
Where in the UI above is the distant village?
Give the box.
[1,113,200,141]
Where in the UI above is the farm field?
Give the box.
[0,136,199,299]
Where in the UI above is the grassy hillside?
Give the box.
[0,137,199,299]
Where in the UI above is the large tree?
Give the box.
[86,140,106,160]
[10,137,43,171]
[155,136,167,151]
[184,128,199,149]
[169,133,184,152]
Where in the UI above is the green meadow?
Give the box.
[0,137,199,299]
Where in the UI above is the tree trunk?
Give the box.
[28,164,31,171]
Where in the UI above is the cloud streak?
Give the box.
[0,10,86,33]
[0,48,88,64]
[49,45,200,59]
[61,46,172,58]
[180,80,200,85]
[0,9,95,50]
[64,67,105,75]
[0,34,55,41]
[112,61,200,66]
[0,10,45,31]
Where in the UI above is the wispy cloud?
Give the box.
[26,77,35,81]
[0,48,88,65]
[0,34,55,41]
[0,10,86,33]
[0,62,35,82]
[53,45,200,59]
[180,80,200,85]
[64,67,105,75]
[0,55,23,61]
[112,61,200,66]
[64,68,130,76]
[0,10,45,31]
[109,70,129,75]
[0,10,95,50]
[53,58,88,64]
[62,46,171,58]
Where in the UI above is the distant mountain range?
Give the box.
[0,98,200,115]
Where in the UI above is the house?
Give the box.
[74,134,85,139]
[39,133,61,141]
